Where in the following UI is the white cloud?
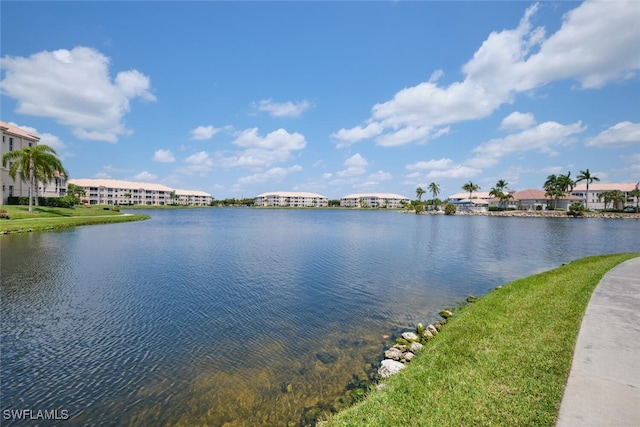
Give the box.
[322,172,333,179]
[232,127,306,151]
[153,149,175,163]
[184,151,214,174]
[237,165,303,185]
[332,0,640,148]
[337,153,369,177]
[469,120,586,168]
[375,125,431,147]
[406,158,454,171]
[404,158,481,182]
[426,165,482,180]
[518,0,640,89]
[254,99,312,118]
[585,121,640,147]
[331,122,383,148]
[500,112,537,130]
[368,170,392,181]
[1,46,155,143]
[132,171,158,181]
[212,128,307,169]
[190,125,221,140]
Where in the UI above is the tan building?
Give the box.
[571,182,639,210]
[340,193,410,208]
[447,191,493,212]
[511,189,582,210]
[1,121,66,204]
[254,191,328,207]
[68,178,212,206]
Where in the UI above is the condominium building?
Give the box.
[254,191,329,207]
[1,121,67,204]
[571,183,639,210]
[340,193,410,208]
[68,178,212,206]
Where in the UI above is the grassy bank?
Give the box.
[325,253,639,426]
[0,205,150,234]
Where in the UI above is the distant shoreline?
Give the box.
[412,209,640,219]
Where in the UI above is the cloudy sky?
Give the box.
[1,1,639,199]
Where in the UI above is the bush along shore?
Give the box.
[321,253,639,427]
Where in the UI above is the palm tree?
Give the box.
[428,182,440,210]
[416,187,426,201]
[557,172,576,194]
[629,184,640,212]
[489,187,504,209]
[544,172,574,209]
[462,181,480,201]
[495,179,509,192]
[576,169,600,210]
[2,145,65,213]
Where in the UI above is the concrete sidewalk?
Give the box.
[556,256,640,427]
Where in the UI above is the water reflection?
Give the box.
[1,210,638,425]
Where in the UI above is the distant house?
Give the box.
[570,183,639,210]
[254,191,328,207]
[510,189,582,210]
[340,193,410,208]
[68,178,212,206]
[447,191,492,212]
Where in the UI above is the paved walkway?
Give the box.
[556,256,640,426]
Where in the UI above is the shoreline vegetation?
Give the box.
[410,209,640,219]
[322,253,639,427]
[0,205,149,234]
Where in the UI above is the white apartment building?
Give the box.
[254,191,329,207]
[571,183,639,210]
[1,121,67,204]
[340,193,410,208]
[68,178,212,206]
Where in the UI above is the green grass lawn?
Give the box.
[324,253,639,427]
[0,205,150,233]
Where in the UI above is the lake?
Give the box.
[1,209,638,426]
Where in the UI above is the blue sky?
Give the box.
[2,1,639,200]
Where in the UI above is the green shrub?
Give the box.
[488,206,499,211]
[444,204,457,215]
[568,201,586,217]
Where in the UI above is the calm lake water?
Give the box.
[1,209,639,426]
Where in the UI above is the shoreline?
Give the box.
[412,209,640,219]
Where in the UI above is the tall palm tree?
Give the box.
[462,181,480,201]
[416,187,426,201]
[428,182,440,210]
[428,182,440,201]
[2,145,65,213]
[576,169,600,210]
[629,184,640,212]
[544,174,562,209]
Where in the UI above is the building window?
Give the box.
[9,138,13,151]
[9,186,13,197]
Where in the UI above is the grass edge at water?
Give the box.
[0,205,150,233]
[324,253,639,427]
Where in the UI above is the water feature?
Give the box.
[1,209,638,425]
